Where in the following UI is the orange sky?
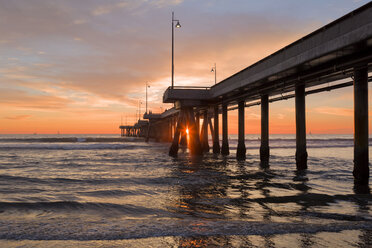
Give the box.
[0,0,371,134]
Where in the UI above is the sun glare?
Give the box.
[186,128,189,134]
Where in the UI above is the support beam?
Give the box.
[237,100,246,160]
[145,123,151,142]
[168,119,173,142]
[180,117,187,146]
[201,111,209,152]
[213,105,221,154]
[185,108,203,155]
[195,112,200,135]
[169,113,183,157]
[221,104,229,155]
[172,117,176,138]
[353,65,369,185]
[260,94,269,163]
[295,84,308,170]
[208,118,214,141]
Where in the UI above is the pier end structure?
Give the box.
[163,88,211,156]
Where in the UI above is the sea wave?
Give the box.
[0,137,369,150]
[0,143,152,150]
[0,201,168,216]
[0,218,371,240]
[0,137,136,143]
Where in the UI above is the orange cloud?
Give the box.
[0,89,70,110]
[4,115,31,120]
[312,107,353,117]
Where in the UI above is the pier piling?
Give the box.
[353,65,369,185]
[195,112,200,134]
[295,84,308,170]
[213,105,221,154]
[180,116,187,146]
[201,111,209,152]
[186,107,203,155]
[169,113,183,157]
[221,104,230,155]
[260,94,269,163]
[237,100,246,160]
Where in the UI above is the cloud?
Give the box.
[4,115,32,120]
[312,107,353,117]
[73,19,87,25]
[92,2,128,16]
[0,88,70,110]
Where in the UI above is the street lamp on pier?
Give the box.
[171,12,181,89]
[146,82,150,114]
[211,63,217,85]
[138,100,142,121]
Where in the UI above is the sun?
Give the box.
[186,128,189,134]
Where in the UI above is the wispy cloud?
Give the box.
[312,107,353,117]
[4,115,32,120]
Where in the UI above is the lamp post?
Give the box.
[146,82,150,114]
[171,12,181,89]
[211,63,216,85]
[138,100,142,121]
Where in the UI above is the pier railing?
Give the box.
[167,86,211,90]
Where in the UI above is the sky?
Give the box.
[0,0,370,134]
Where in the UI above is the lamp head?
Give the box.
[211,68,214,72]
[175,21,181,28]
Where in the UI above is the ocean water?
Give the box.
[0,134,371,247]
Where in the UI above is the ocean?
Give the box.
[0,134,371,247]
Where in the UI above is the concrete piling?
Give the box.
[353,64,369,185]
[260,94,269,163]
[201,111,209,152]
[180,116,187,146]
[221,104,229,155]
[236,100,246,160]
[295,84,308,170]
[213,105,221,154]
[169,113,183,157]
[186,107,203,155]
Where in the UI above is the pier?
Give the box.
[121,3,372,186]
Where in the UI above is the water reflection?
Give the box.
[355,184,372,248]
[167,153,372,247]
